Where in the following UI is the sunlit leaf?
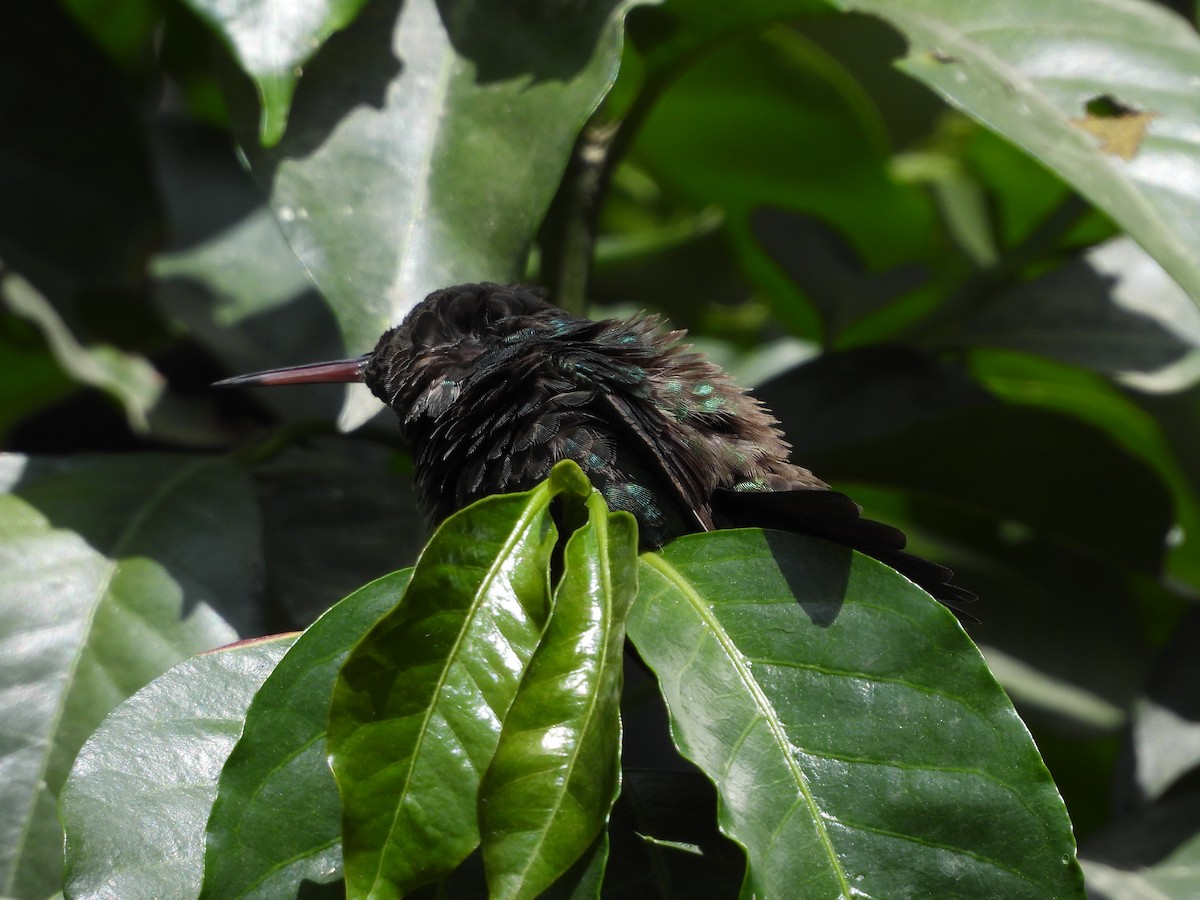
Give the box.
[480,494,637,899]
[0,454,253,899]
[180,0,372,145]
[1,270,163,433]
[61,637,294,899]
[630,529,1085,897]
[237,0,655,429]
[328,461,592,896]
[842,0,1200,306]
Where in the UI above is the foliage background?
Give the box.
[3,0,1200,896]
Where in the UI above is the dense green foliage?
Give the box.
[3,0,1200,897]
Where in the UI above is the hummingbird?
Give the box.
[216,282,971,608]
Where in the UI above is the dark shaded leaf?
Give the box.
[759,346,1175,573]
[603,770,745,898]
[253,443,424,628]
[962,237,1200,389]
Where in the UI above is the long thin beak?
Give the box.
[212,355,370,388]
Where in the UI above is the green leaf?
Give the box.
[328,461,592,897]
[0,454,252,900]
[1,269,164,433]
[180,0,372,145]
[841,0,1200,307]
[629,529,1085,898]
[629,26,939,338]
[236,0,654,429]
[61,636,295,899]
[148,118,344,425]
[201,569,413,898]
[761,348,1175,573]
[480,494,638,899]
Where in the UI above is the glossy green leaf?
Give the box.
[237,0,654,429]
[0,454,253,900]
[61,636,294,900]
[480,494,637,899]
[180,0,371,145]
[328,461,593,897]
[202,569,413,899]
[842,0,1200,307]
[629,529,1085,898]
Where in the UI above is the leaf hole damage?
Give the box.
[1069,94,1159,161]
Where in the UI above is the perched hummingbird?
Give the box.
[217,282,970,607]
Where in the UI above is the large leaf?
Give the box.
[967,348,1200,590]
[479,493,637,899]
[202,569,413,899]
[237,0,654,429]
[148,117,344,426]
[629,529,1085,898]
[841,0,1200,307]
[61,637,295,900]
[0,454,253,899]
[328,461,593,896]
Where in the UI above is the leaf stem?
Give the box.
[540,122,619,315]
